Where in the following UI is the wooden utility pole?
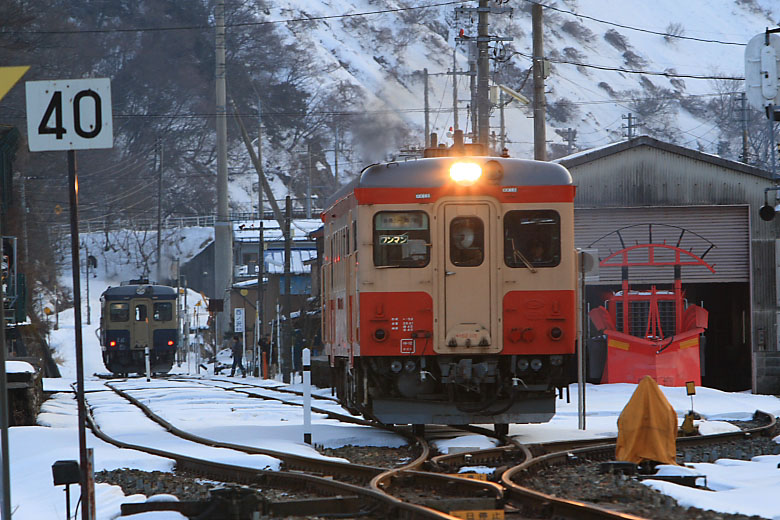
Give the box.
[532,2,547,160]
[282,196,292,383]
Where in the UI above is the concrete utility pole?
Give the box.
[156,137,163,284]
[333,122,339,184]
[476,0,490,145]
[565,127,576,155]
[257,98,264,218]
[532,2,547,160]
[499,90,506,151]
[455,2,512,144]
[740,92,749,163]
[622,113,637,138]
[306,143,312,219]
[214,0,233,341]
[424,68,430,148]
[452,50,459,131]
[469,43,477,141]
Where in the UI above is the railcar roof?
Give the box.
[359,156,573,188]
[102,284,177,300]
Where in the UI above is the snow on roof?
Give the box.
[233,219,322,243]
[264,248,316,275]
[6,361,35,373]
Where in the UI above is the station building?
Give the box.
[558,136,780,394]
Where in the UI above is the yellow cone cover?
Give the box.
[615,375,678,465]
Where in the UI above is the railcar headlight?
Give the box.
[449,162,482,185]
[550,355,563,366]
[109,340,117,347]
[530,358,543,371]
[404,360,416,372]
[517,358,529,371]
[390,360,403,373]
[549,327,563,341]
[167,340,175,346]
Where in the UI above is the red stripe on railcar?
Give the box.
[359,292,434,356]
[502,290,576,355]
[354,185,575,205]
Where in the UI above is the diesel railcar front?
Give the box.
[99,282,178,375]
[322,137,579,432]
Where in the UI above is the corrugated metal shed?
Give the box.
[557,136,779,394]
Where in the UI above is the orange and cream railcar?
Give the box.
[322,137,578,431]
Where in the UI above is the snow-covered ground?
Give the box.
[9,227,780,519]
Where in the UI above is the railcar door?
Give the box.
[442,203,493,348]
[131,299,152,349]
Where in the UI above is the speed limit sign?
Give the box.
[25,78,113,151]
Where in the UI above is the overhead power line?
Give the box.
[523,0,747,46]
[8,1,466,35]
[513,51,744,80]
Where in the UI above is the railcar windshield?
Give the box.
[504,210,561,268]
[373,211,430,267]
[153,302,173,322]
[109,303,129,322]
[450,216,484,267]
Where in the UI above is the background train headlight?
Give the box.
[517,358,529,371]
[530,358,543,371]
[167,340,174,346]
[390,360,403,373]
[449,162,482,185]
[374,328,387,341]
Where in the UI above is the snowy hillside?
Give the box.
[252,0,780,170]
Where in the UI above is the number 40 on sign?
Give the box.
[25,78,113,152]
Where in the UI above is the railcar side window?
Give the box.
[373,211,430,267]
[450,216,484,267]
[153,302,173,322]
[135,304,147,322]
[504,210,561,268]
[109,303,129,322]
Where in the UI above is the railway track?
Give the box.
[87,379,778,519]
[94,379,503,518]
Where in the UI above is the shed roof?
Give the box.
[555,136,771,180]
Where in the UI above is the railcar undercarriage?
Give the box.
[103,349,175,375]
[332,354,574,427]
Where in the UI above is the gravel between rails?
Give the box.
[521,432,780,520]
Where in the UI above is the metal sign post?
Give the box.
[25,77,113,520]
[234,307,245,376]
[0,64,28,520]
